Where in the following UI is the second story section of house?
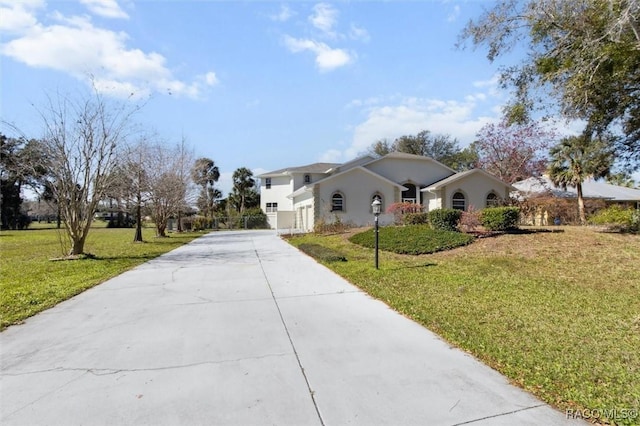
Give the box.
[257,162,341,214]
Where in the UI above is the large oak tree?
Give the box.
[460,0,640,168]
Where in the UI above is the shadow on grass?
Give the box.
[385,262,437,271]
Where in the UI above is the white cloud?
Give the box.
[447,5,460,23]
[349,23,370,42]
[270,4,294,22]
[0,0,42,34]
[324,94,504,162]
[309,3,338,37]
[80,0,129,19]
[283,35,352,71]
[0,3,217,99]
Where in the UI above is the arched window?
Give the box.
[304,174,311,184]
[331,192,344,212]
[371,193,383,213]
[452,192,466,211]
[486,192,499,207]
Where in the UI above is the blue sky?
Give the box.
[1,0,578,195]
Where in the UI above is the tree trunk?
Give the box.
[69,235,86,256]
[577,183,586,225]
[133,196,143,242]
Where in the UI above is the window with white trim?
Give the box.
[486,193,500,207]
[452,192,466,210]
[304,174,311,184]
[266,202,278,212]
[331,193,344,212]
[265,178,271,189]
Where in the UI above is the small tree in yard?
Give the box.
[475,120,555,184]
[386,202,423,225]
[36,88,139,256]
[146,142,190,237]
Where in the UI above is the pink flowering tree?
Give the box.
[475,120,556,184]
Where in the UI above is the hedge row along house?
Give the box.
[257,152,513,232]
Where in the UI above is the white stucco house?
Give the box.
[257,152,513,232]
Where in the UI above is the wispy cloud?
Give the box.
[80,0,129,20]
[447,5,460,23]
[283,35,352,72]
[309,3,338,38]
[270,4,294,22]
[0,1,217,99]
[280,2,366,73]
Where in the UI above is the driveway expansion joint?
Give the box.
[451,404,547,425]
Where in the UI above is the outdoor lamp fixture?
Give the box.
[372,199,381,269]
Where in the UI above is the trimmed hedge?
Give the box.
[298,243,347,262]
[349,225,474,255]
[428,208,462,231]
[480,207,520,231]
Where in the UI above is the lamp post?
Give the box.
[372,199,381,269]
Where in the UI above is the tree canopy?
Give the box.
[367,130,478,171]
[460,0,640,168]
[474,119,555,184]
[548,134,615,224]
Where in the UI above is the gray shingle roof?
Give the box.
[512,176,640,201]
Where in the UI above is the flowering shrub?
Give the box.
[386,202,424,224]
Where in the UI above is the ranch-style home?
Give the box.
[258,152,513,232]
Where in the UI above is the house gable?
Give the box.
[363,152,455,188]
[424,169,512,210]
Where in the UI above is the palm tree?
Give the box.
[191,158,220,218]
[231,167,256,214]
[547,134,613,224]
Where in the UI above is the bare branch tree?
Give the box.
[37,87,139,255]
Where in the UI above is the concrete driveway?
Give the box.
[1,230,584,426]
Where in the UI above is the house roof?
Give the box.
[423,169,513,191]
[512,176,640,201]
[257,162,341,177]
[363,151,457,173]
[288,166,407,200]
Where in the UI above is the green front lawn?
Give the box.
[288,226,640,425]
[0,226,204,330]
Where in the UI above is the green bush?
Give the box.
[404,212,429,225]
[480,207,520,231]
[349,225,474,255]
[589,205,640,233]
[298,243,347,262]
[192,216,213,231]
[428,208,462,231]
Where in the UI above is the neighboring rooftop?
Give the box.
[513,176,640,201]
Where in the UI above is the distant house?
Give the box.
[512,175,640,225]
[257,152,513,232]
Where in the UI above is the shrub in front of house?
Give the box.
[589,205,640,233]
[349,225,474,255]
[480,207,520,231]
[386,202,424,225]
[404,212,429,225]
[428,208,462,232]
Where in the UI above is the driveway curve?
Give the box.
[1,230,584,426]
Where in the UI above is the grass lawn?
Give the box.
[0,225,205,330]
[288,226,640,425]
